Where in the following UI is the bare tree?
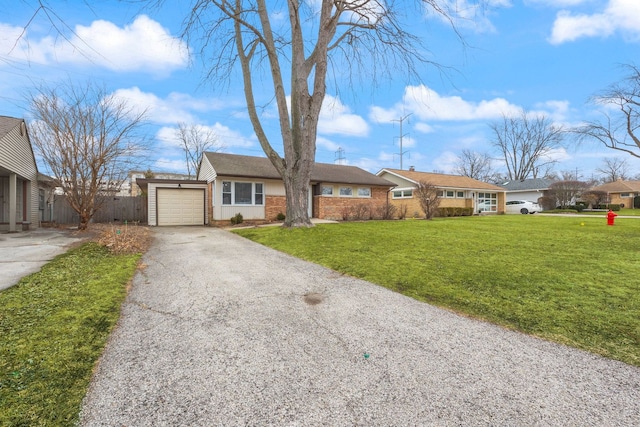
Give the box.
[548,180,590,209]
[415,180,441,220]
[581,190,609,209]
[596,157,630,183]
[574,64,640,158]
[169,1,480,227]
[454,150,497,182]
[28,81,148,230]
[176,122,223,178]
[490,109,565,181]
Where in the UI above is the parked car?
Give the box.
[506,200,542,214]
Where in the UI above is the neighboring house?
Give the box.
[498,178,554,204]
[376,167,507,216]
[589,179,640,208]
[198,152,395,222]
[129,170,191,196]
[37,173,56,223]
[0,116,40,231]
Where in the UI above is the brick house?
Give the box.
[198,152,394,222]
[376,167,507,216]
[589,179,640,208]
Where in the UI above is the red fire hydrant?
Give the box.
[607,209,617,226]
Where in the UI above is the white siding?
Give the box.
[197,155,217,182]
[211,176,285,220]
[0,121,39,227]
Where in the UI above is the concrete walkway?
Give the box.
[0,228,84,291]
[80,227,640,426]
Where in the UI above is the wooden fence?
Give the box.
[53,195,148,224]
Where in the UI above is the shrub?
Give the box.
[230,213,244,225]
[608,204,621,211]
[397,204,408,220]
[376,203,397,220]
[276,212,285,221]
[352,203,370,221]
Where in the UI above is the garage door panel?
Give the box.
[157,188,204,226]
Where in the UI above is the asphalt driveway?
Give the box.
[0,228,84,291]
[80,226,640,426]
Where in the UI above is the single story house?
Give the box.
[589,179,640,208]
[376,167,507,216]
[198,152,395,223]
[498,178,554,204]
[0,116,40,232]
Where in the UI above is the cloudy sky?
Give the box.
[1,0,639,179]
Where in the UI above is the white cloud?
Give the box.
[415,122,435,134]
[3,15,188,74]
[316,136,341,152]
[318,95,369,137]
[532,100,571,122]
[371,85,521,123]
[429,0,512,33]
[156,122,253,150]
[431,151,460,174]
[112,87,224,125]
[549,0,640,44]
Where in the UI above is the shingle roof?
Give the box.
[379,168,505,191]
[591,180,640,193]
[498,178,554,191]
[204,152,395,187]
[0,116,22,140]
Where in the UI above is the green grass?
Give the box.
[235,216,640,366]
[546,208,640,216]
[0,243,140,427]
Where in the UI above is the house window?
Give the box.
[339,187,353,196]
[222,181,264,205]
[620,192,631,198]
[357,187,371,197]
[446,190,455,198]
[457,191,465,198]
[255,183,264,205]
[222,181,232,205]
[235,182,252,204]
[38,189,45,210]
[321,185,333,196]
[392,189,413,199]
[478,192,498,212]
[436,190,444,197]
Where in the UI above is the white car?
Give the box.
[506,200,542,214]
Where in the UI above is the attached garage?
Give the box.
[157,188,205,226]
[136,179,209,226]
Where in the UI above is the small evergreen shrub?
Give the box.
[276,212,286,221]
[230,213,244,225]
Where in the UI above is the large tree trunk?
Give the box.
[283,168,312,227]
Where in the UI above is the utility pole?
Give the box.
[334,147,346,165]
[392,113,411,170]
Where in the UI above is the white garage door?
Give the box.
[157,188,205,226]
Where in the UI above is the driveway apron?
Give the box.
[80,227,640,426]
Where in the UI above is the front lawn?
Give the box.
[0,243,140,426]
[235,216,640,366]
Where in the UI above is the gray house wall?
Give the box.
[0,118,39,231]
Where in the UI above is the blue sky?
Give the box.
[1,0,639,180]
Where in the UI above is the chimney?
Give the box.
[409,166,415,172]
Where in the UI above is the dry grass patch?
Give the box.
[94,223,151,254]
